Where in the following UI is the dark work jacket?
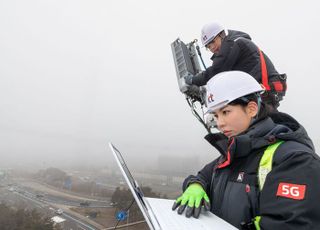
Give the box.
[183,112,320,229]
[192,30,280,86]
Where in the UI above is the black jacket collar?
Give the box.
[204,112,314,166]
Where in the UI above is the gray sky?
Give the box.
[0,0,319,169]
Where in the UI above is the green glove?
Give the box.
[172,183,211,218]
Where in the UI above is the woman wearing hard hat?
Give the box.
[173,71,320,229]
[185,22,287,111]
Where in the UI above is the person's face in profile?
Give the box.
[213,102,258,138]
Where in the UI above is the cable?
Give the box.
[196,45,207,70]
[113,198,135,229]
[186,97,211,134]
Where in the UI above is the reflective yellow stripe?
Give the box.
[255,141,284,229]
[254,216,261,230]
[258,141,284,190]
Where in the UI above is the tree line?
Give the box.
[0,203,59,230]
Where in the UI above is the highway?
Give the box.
[0,181,112,230]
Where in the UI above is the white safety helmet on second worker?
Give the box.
[205,71,264,113]
[201,22,225,47]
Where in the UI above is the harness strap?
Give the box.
[254,216,262,230]
[253,141,284,230]
[258,141,284,190]
[258,48,270,91]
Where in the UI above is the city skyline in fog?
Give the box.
[0,1,319,171]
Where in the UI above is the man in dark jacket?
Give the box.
[173,71,320,229]
[185,22,286,110]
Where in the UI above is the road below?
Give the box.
[1,179,115,229]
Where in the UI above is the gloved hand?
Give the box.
[172,183,210,218]
[184,74,193,85]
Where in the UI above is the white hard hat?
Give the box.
[201,22,225,46]
[205,71,264,113]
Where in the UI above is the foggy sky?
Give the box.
[0,0,319,170]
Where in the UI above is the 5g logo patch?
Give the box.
[276,183,306,200]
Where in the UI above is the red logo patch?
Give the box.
[276,183,306,200]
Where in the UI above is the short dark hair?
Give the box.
[228,93,271,120]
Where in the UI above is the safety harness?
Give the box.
[258,48,287,107]
[250,141,284,230]
[234,36,287,108]
[216,140,284,230]
[258,141,284,190]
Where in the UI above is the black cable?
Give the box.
[196,45,207,70]
[186,97,211,134]
[113,198,135,229]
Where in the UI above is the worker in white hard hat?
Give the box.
[173,71,320,229]
[184,22,287,111]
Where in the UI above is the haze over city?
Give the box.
[1,1,319,229]
[1,0,319,173]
